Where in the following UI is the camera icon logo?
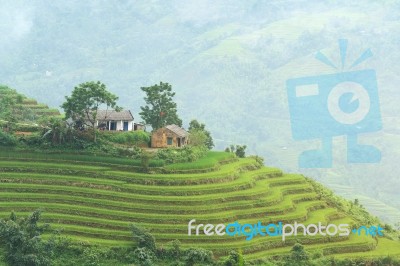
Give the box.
[287,40,382,168]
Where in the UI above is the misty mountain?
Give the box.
[1,0,400,224]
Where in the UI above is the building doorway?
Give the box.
[110,122,117,131]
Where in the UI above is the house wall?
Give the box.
[134,124,145,131]
[151,128,181,148]
[97,120,134,131]
[115,121,134,131]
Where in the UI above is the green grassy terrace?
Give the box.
[0,150,399,262]
[0,86,61,126]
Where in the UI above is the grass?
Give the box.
[165,151,235,170]
[0,169,285,196]
[0,86,60,128]
[0,151,399,260]
[0,150,164,167]
[331,238,400,258]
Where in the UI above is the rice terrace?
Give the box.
[0,150,400,265]
[0,81,400,264]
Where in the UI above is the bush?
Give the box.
[79,141,143,159]
[0,210,66,266]
[116,145,142,159]
[132,247,155,266]
[165,239,181,260]
[19,133,44,146]
[101,131,150,146]
[14,123,41,132]
[141,151,152,172]
[235,145,247,158]
[0,129,17,146]
[225,144,247,158]
[284,243,309,266]
[131,224,156,252]
[183,248,213,266]
[220,250,245,266]
[156,146,208,164]
[188,119,214,149]
[188,130,208,147]
[83,248,100,266]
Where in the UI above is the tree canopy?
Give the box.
[0,210,54,266]
[139,82,182,130]
[61,81,121,142]
[188,119,214,149]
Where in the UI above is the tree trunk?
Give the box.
[93,125,97,143]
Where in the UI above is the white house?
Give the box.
[96,110,134,131]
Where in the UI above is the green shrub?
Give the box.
[0,210,66,266]
[14,123,41,132]
[0,129,17,146]
[83,248,100,266]
[101,131,150,146]
[164,239,181,260]
[141,151,152,172]
[132,247,155,266]
[225,144,247,158]
[131,224,156,252]
[165,151,235,171]
[188,119,214,149]
[116,145,142,159]
[183,247,213,266]
[156,146,208,164]
[220,250,245,266]
[235,145,247,158]
[188,130,208,147]
[284,243,310,266]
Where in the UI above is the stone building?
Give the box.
[151,124,189,148]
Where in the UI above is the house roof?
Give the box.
[96,110,134,121]
[166,124,189,137]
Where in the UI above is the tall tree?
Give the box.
[188,119,214,149]
[139,82,182,130]
[61,81,121,142]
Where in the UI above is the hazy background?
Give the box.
[1,0,399,224]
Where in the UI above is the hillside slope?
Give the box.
[0,1,399,225]
[0,85,61,125]
[0,150,398,262]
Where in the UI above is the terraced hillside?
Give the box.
[0,85,61,122]
[0,150,399,262]
[19,98,61,117]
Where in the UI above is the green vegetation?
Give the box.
[0,150,398,265]
[0,129,17,146]
[165,151,235,170]
[0,86,60,133]
[0,86,26,130]
[61,81,121,142]
[1,1,400,227]
[100,130,150,146]
[1,87,399,264]
[226,144,248,158]
[0,210,65,266]
[155,146,209,165]
[139,82,182,130]
[0,150,164,168]
[188,119,214,149]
